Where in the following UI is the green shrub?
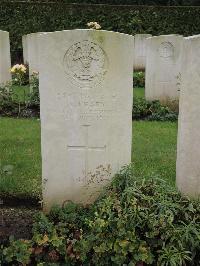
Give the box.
[6,0,199,5]
[0,74,40,118]
[28,73,40,108]
[1,238,32,265]
[133,71,145,88]
[1,165,200,265]
[0,81,177,121]
[0,83,19,116]
[133,98,178,121]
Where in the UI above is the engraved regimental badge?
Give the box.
[63,40,108,87]
[159,42,174,58]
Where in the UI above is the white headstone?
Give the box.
[27,33,40,76]
[0,30,11,85]
[145,35,183,102]
[22,35,28,65]
[176,35,200,198]
[38,29,134,212]
[133,34,152,71]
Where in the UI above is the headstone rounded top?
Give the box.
[38,29,134,39]
[135,33,152,36]
[185,34,200,40]
[147,34,182,40]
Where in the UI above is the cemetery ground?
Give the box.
[0,117,177,202]
[1,85,200,265]
[0,85,177,246]
[0,86,177,202]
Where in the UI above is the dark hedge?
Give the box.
[1,2,200,63]
[4,0,200,5]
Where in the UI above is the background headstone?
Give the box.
[0,30,11,85]
[22,35,28,65]
[176,35,200,198]
[38,29,134,212]
[133,34,152,71]
[145,34,183,102]
[26,33,40,76]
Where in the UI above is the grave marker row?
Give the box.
[18,30,200,208]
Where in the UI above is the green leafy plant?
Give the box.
[0,72,40,118]
[27,72,40,108]
[2,238,32,265]
[1,165,200,265]
[133,71,145,88]
[133,98,178,121]
[0,83,19,116]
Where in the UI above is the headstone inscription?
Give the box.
[38,30,134,212]
[145,35,183,102]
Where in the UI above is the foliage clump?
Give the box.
[133,71,145,88]
[133,98,178,121]
[0,73,39,118]
[1,166,200,265]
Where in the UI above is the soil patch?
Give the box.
[0,207,40,245]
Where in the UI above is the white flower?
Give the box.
[87,21,101,30]
[32,71,39,75]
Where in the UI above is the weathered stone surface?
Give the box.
[176,35,200,198]
[133,34,152,71]
[22,35,28,65]
[0,30,11,85]
[26,33,40,75]
[38,30,134,212]
[145,34,183,102]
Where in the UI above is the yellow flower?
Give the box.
[11,64,27,74]
[21,65,27,73]
[10,67,15,73]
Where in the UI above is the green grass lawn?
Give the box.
[132,121,177,186]
[134,87,145,99]
[0,118,41,200]
[0,117,177,201]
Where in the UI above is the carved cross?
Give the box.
[67,125,106,180]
